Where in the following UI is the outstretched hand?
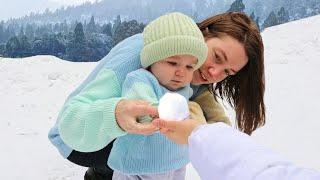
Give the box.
[115,99,159,135]
[152,118,206,144]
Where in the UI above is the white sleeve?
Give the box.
[188,123,320,180]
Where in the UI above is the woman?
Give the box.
[48,12,265,179]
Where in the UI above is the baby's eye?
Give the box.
[167,61,177,66]
[186,65,194,70]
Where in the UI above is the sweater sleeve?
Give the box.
[189,123,320,180]
[57,34,144,153]
[58,68,126,152]
[122,71,159,123]
[192,89,231,125]
[188,101,207,123]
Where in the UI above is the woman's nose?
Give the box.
[208,67,223,78]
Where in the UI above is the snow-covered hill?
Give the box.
[253,14,320,170]
[1,15,319,179]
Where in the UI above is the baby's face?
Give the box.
[150,55,197,91]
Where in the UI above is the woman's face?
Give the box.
[191,35,248,85]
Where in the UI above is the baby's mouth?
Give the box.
[171,80,182,83]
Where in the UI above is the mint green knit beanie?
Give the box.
[141,12,208,70]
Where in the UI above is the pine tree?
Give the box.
[250,12,255,21]
[25,24,35,41]
[86,16,96,34]
[250,12,261,31]
[102,23,112,37]
[262,11,278,29]
[0,22,4,43]
[227,0,245,13]
[0,44,5,56]
[255,17,261,31]
[277,7,289,24]
[74,23,86,45]
[111,15,121,37]
[86,33,113,61]
[62,20,68,33]
[66,23,89,61]
[19,35,32,57]
[5,36,21,57]
[113,20,144,45]
[6,25,15,40]
[18,26,24,38]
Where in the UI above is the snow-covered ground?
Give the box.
[1,15,320,179]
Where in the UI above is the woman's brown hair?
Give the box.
[198,12,265,135]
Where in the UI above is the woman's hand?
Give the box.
[153,118,206,144]
[115,99,159,135]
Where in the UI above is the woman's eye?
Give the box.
[214,53,222,64]
[224,69,230,76]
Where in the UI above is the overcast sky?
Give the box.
[0,0,99,21]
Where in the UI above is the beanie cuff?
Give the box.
[140,36,207,70]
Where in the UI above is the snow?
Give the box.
[253,15,320,170]
[1,15,320,179]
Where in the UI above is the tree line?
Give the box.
[0,15,144,61]
[0,0,291,61]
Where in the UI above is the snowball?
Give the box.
[158,92,189,121]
